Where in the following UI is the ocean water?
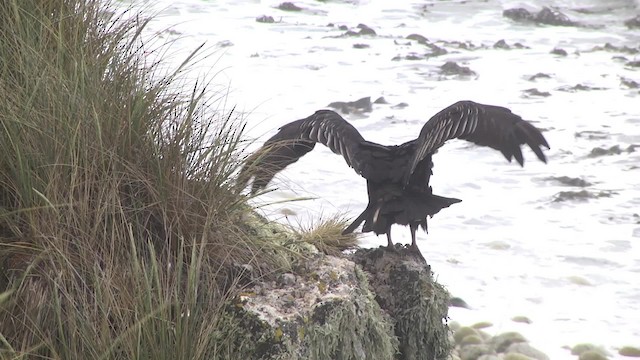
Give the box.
[119,0,640,358]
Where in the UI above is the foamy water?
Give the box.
[121,0,640,358]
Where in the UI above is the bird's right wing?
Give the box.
[237,110,370,194]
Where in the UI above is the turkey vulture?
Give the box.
[237,101,549,251]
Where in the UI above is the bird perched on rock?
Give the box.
[237,101,549,252]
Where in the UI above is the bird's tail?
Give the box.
[425,193,462,215]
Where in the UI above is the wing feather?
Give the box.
[404,101,549,184]
[237,110,368,194]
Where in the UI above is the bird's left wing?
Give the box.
[405,101,549,184]
[237,110,370,194]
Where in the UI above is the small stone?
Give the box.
[440,61,476,76]
[460,344,494,360]
[460,334,484,347]
[494,39,510,49]
[280,272,296,285]
[504,354,534,360]
[277,2,302,11]
[507,342,549,360]
[472,321,493,329]
[571,344,608,356]
[454,327,479,344]
[256,15,275,23]
[491,332,527,352]
[523,88,551,97]
[511,316,532,324]
[619,346,640,357]
[579,350,608,360]
[551,48,568,56]
[450,297,470,308]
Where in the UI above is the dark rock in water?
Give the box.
[627,60,640,68]
[624,15,640,29]
[256,15,275,23]
[619,346,640,357]
[529,73,552,81]
[440,61,476,76]
[328,96,372,114]
[574,130,608,140]
[589,144,637,157]
[338,25,348,31]
[357,23,377,36]
[593,43,639,54]
[553,190,615,202]
[352,245,452,360]
[407,33,429,44]
[621,78,639,89]
[545,176,592,187]
[449,297,470,309]
[550,48,568,56]
[373,96,388,104]
[557,84,606,92]
[523,88,551,97]
[342,24,377,37]
[504,7,579,26]
[535,7,578,26]
[493,39,511,49]
[277,2,302,11]
[503,8,533,22]
[353,43,370,49]
[391,102,409,109]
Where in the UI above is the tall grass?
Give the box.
[0,0,291,358]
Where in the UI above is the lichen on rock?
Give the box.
[352,245,453,360]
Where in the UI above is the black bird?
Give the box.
[237,101,549,251]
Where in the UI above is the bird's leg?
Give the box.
[386,231,394,249]
[409,223,419,251]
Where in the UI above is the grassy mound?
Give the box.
[0,0,294,358]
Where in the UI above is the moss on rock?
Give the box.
[220,252,398,360]
[352,245,452,360]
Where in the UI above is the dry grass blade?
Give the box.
[290,215,361,256]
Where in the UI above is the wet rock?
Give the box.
[589,145,637,157]
[494,39,510,49]
[592,43,639,54]
[624,15,640,29]
[557,84,606,92]
[550,48,568,56]
[553,190,614,202]
[256,15,275,23]
[352,245,452,360]
[574,130,608,140]
[579,350,608,360]
[528,73,551,81]
[328,96,372,114]
[491,332,527,352]
[343,24,377,37]
[440,61,476,76]
[571,343,608,356]
[277,2,302,11]
[511,316,532,324]
[503,7,579,26]
[460,344,494,360]
[373,96,388,104]
[621,78,639,89]
[507,342,549,360]
[407,33,429,44]
[352,43,369,49]
[545,176,592,187]
[627,60,640,68]
[472,322,493,330]
[522,88,551,97]
[619,346,640,357]
[226,253,398,359]
[449,296,470,309]
[391,102,409,109]
[460,335,484,347]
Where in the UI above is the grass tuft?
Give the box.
[290,215,360,256]
[0,0,292,358]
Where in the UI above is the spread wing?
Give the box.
[237,110,371,194]
[405,100,549,184]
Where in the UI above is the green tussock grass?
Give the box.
[0,0,294,358]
